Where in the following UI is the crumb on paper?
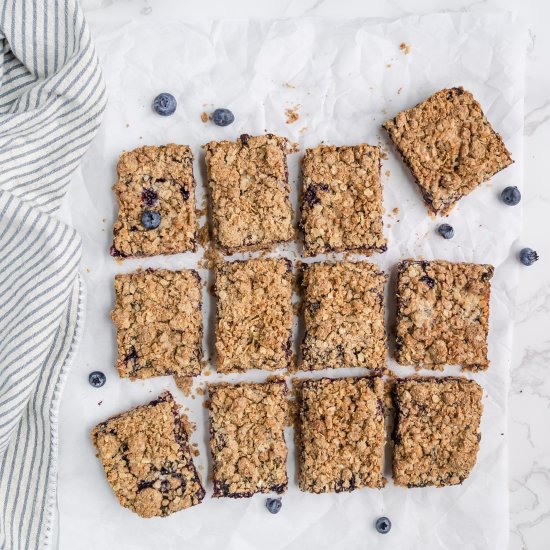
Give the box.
[125,123,129,128]
[287,399,299,427]
[98,401,103,406]
[392,207,399,215]
[283,82,296,89]
[387,224,392,228]
[380,151,388,161]
[203,399,210,409]
[299,126,308,135]
[285,105,301,124]
[385,170,391,178]
[397,87,403,95]
[197,222,209,248]
[199,242,222,270]
[115,258,124,265]
[399,42,411,55]
[180,413,196,435]
[197,387,205,396]
[200,112,209,123]
[386,63,392,68]
[85,268,91,273]
[204,370,211,377]
[174,375,193,396]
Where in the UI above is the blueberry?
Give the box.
[438,223,454,239]
[89,371,106,388]
[265,497,282,514]
[375,516,391,534]
[519,248,539,266]
[212,108,235,127]
[141,210,161,230]
[153,93,177,116]
[501,186,521,206]
[142,188,158,206]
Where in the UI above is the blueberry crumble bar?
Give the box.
[208,379,288,498]
[298,377,386,493]
[383,87,513,216]
[301,261,387,371]
[215,257,293,373]
[91,392,205,517]
[300,144,387,256]
[111,144,197,258]
[396,260,493,371]
[204,134,295,254]
[112,269,203,380]
[393,377,483,488]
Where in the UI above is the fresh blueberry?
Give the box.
[438,223,454,239]
[212,108,235,127]
[141,210,161,230]
[265,498,282,514]
[501,186,521,206]
[375,516,391,534]
[153,93,177,116]
[519,248,539,266]
[89,371,106,388]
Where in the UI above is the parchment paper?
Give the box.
[57,13,526,550]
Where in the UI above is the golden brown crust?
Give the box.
[91,392,204,518]
[215,258,293,373]
[208,379,288,498]
[111,144,197,258]
[383,87,513,216]
[298,377,386,493]
[204,134,294,253]
[396,260,493,371]
[300,144,387,256]
[301,261,387,371]
[392,377,483,487]
[112,269,203,379]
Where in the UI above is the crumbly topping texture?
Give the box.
[301,261,387,371]
[300,144,387,256]
[112,269,203,379]
[215,258,293,372]
[298,377,386,493]
[204,134,294,253]
[91,392,204,518]
[393,377,483,487]
[396,260,493,371]
[111,144,198,258]
[208,379,288,498]
[383,87,513,216]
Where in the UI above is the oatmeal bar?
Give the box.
[301,261,387,371]
[300,144,387,256]
[383,87,513,216]
[112,269,202,380]
[111,144,197,258]
[298,377,386,493]
[396,260,493,371]
[208,379,288,498]
[393,377,483,487]
[91,392,204,517]
[215,258,293,373]
[204,134,294,253]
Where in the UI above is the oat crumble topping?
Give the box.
[111,144,197,258]
[393,377,483,487]
[112,269,203,380]
[208,379,288,498]
[396,260,493,370]
[383,87,513,216]
[91,392,204,517]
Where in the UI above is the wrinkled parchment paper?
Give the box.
[57,13,525,550]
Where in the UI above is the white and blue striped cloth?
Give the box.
[0,1,105,548]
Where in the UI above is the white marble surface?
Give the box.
[64,1,548,548]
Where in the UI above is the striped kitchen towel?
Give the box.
[0,1,106,548]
